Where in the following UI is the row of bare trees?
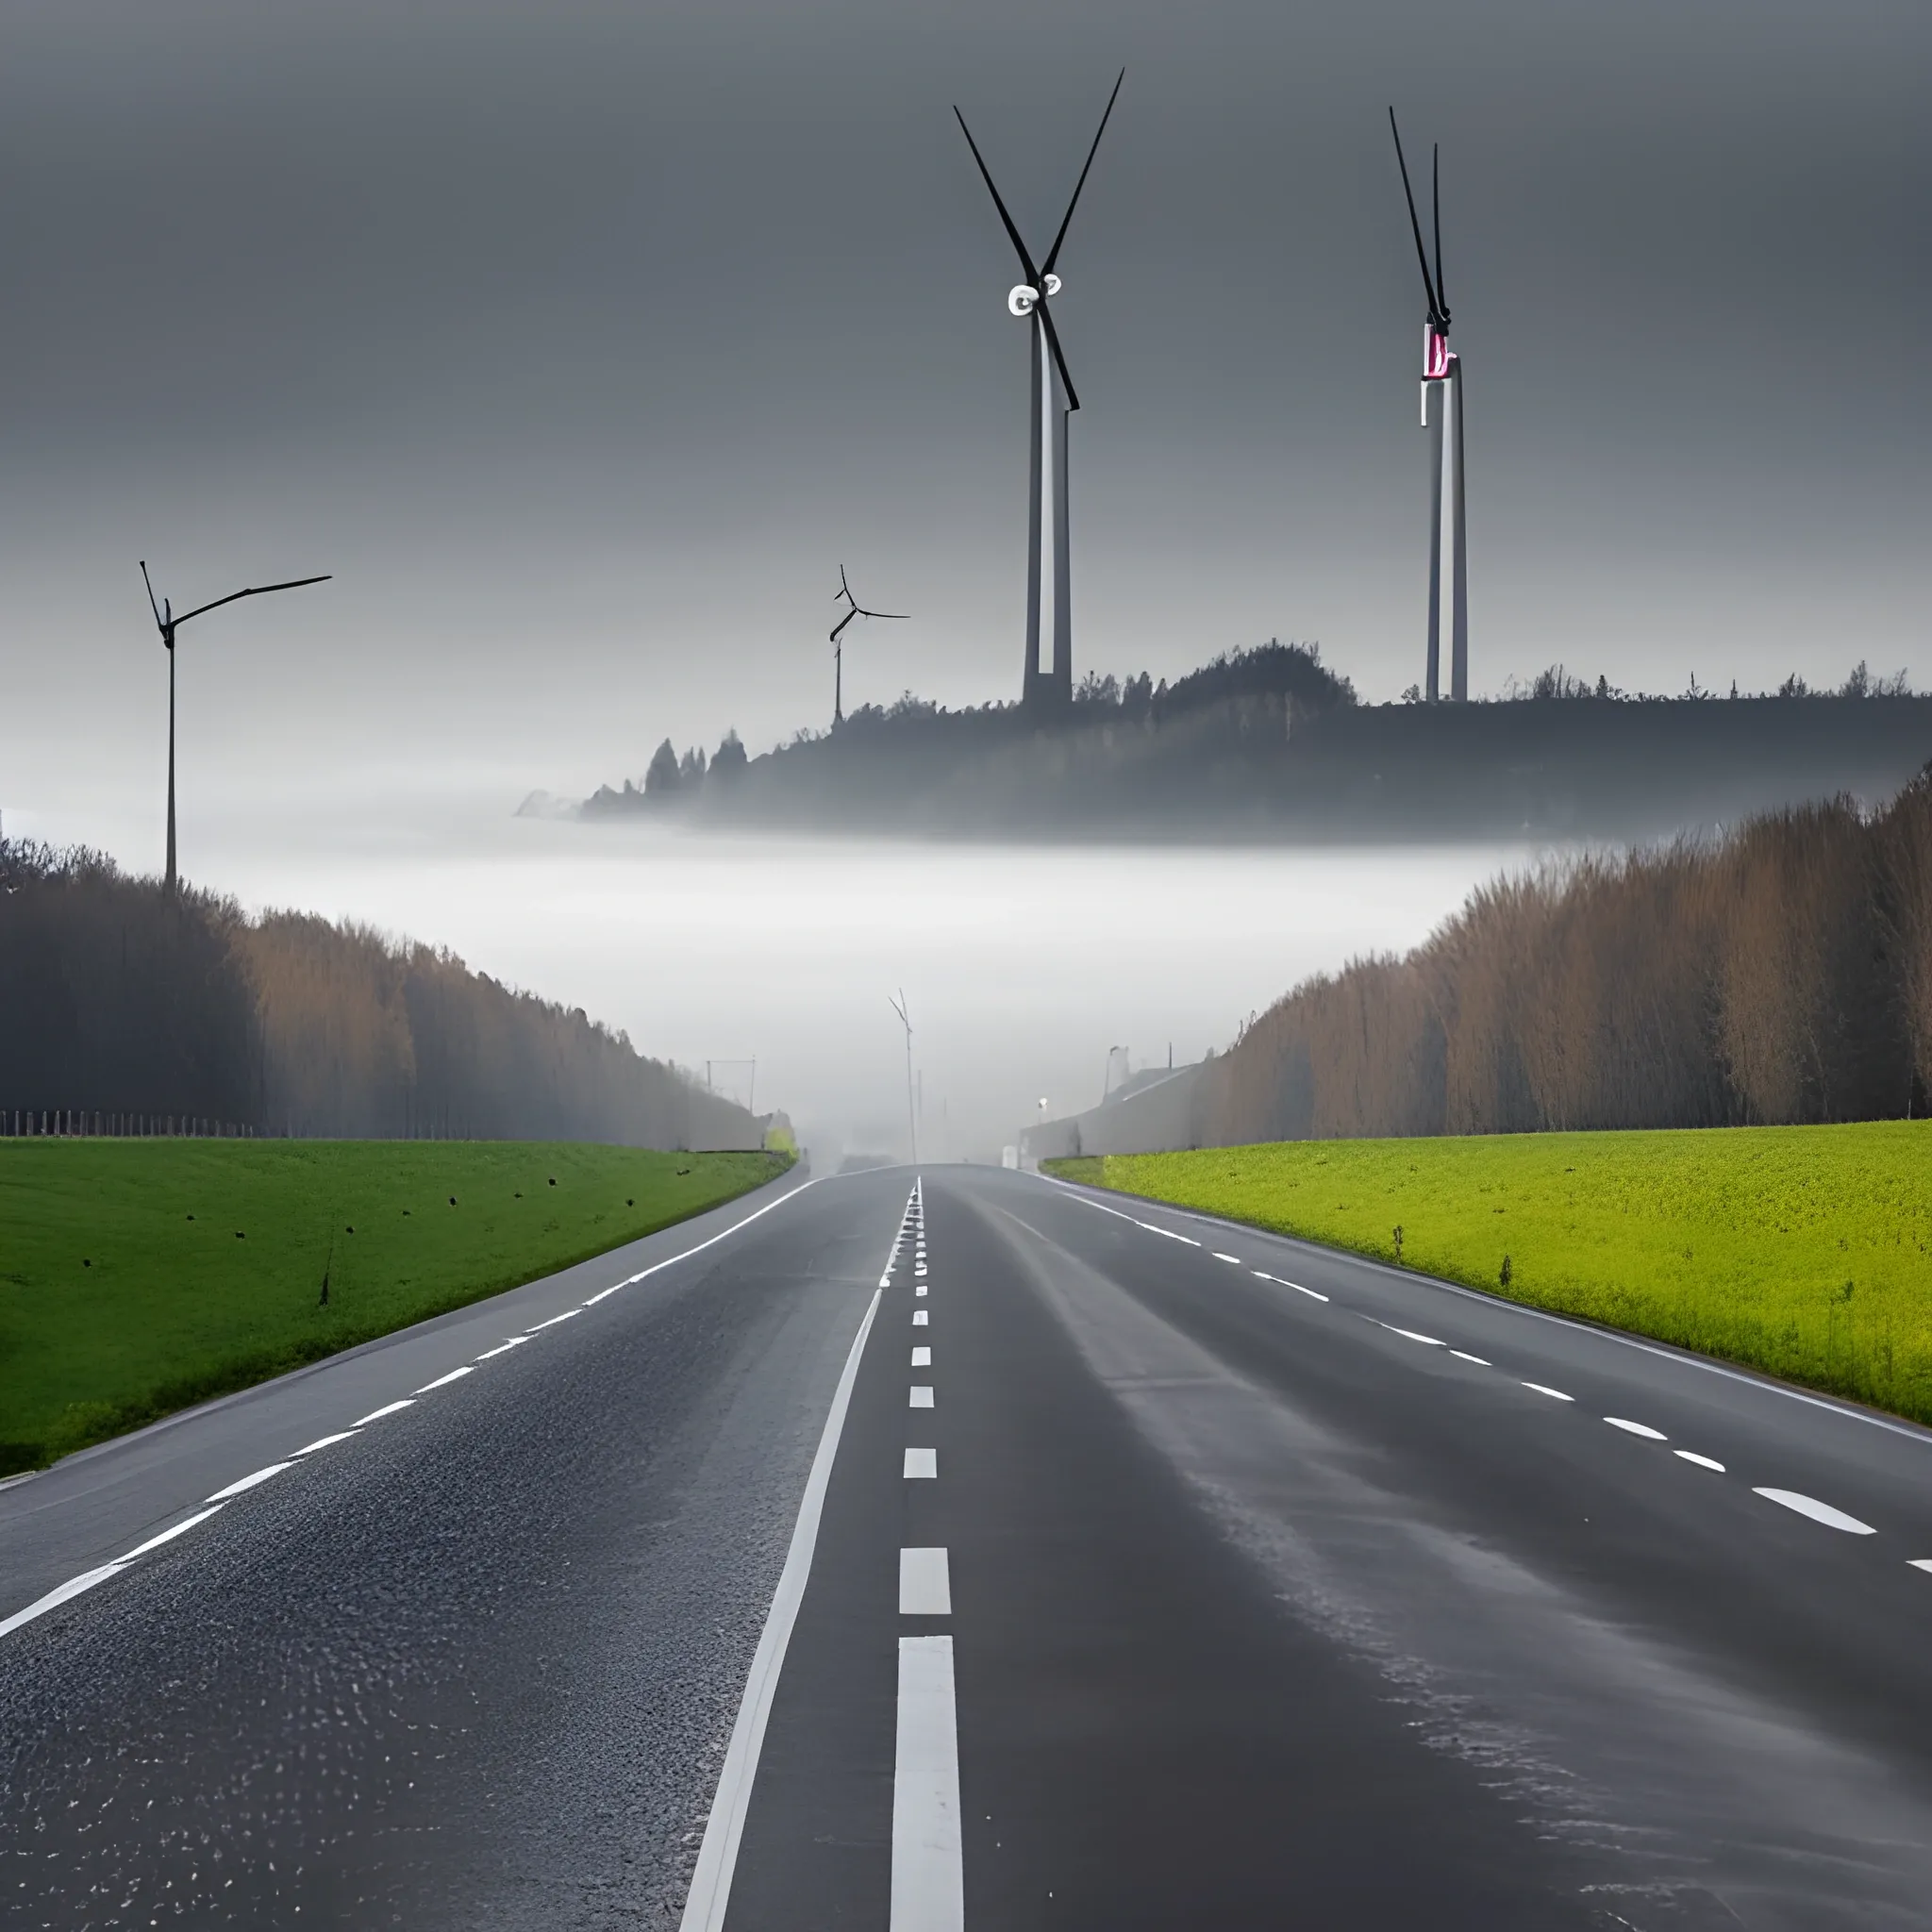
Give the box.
[0,842,759,1147]
[1202,771,1932,1142]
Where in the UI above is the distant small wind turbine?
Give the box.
[141,561,330,893]
[889,989,917,1165]
[830,566,908,726]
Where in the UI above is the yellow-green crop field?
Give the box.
[1047,1121,1932,1424]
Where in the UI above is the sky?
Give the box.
[0,0,1924,1146]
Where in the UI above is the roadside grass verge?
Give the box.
[0,1141,792,1474]
[1044,1122,1932,1426]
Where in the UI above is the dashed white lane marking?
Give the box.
[1451,1351,1491,1366]
[1284,1281,1328,1302]
[1386,1325,1444,1346]
[1137,1222,1201,1245]
[1753,1489,1877,1535]
[206,1462,292,1502]
[526,1308,580,1331]
[909,1387,935,1408]
[899,1547,953,1615]
[676,1269,889,1932]
[413,1366,475,1394]
[891,1635,964,1932]
[0,1564,126,1640]
[915,1286,928,1298]
[904,1448,938,1479]
[911,1346,932,1368]
[1605,1417,1668,1441]
[913,1310,929,1327]
[354,1399,416,1425]
[1211,1252,1242,1264]
[475,1337,531,1359]
[1675,1451,1726,1472]
[1523,1383,1575,1402]
[118,1506,227,1561]
[1909,1559,1932,1575]
[291,1431,358,1457]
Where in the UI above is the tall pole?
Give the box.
[1024,317,1046,705]
[1447,359,1469,702]
[1050,360,1074,706]
[164,629,178,893]
[1424,379,1443,704]
[890,991,917,1166]
[834,638,843,726]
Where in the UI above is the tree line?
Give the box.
[0,841,759,1147]
[1199,770,1932,1142]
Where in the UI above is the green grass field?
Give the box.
[0,1141,791,1474]
[1047,1122,1932,1425]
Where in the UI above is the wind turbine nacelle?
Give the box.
[1420,326,1456,425]
[1008,274,1061,317]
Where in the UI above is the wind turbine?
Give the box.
[955,71,1124,710]
[889,989,917,1165]
[829,566,908,727]
[141,561,331,893]
[1390,109,1468,704]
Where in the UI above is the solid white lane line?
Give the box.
[206,1462,292,1502]
[913,1310,929,1326]
[891,1635,964,1932]
[526,1308,580,1331]
[909,1387,934,1408]
[677,1283,884,1932]
[475,1337,532,1359]
[1675,1451,1726,1472]
[879,1274,893,1289]
[353,1399,416,1425]
[0,1563,127,1640]
[583,1283,625,1305]
[1523,1383,1575,1402]
[1450,1351,1491,1366]
[291,1431,358,1457]
[115,1499,226,1560]
[904,1448,938,1479]
[910,1346,932,1368]
[1212,1252,1242,1265]
[1605,1417,1668,1441]
[1753,1489,1877,1535]
[915,1286,928,1298]
[118,1506,226,1561]
[899,1547,952,1615]
[413,1366,475,1394]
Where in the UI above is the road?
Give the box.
[6,1163,1932,1928]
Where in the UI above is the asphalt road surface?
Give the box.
[6,1163,1932,1929]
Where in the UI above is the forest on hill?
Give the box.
[0,841,759,1148]
[575,644,1932,844]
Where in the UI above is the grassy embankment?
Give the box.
[1047,1122,1932,1425]
[0,1141,792,1474]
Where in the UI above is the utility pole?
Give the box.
[889,990,917,1165]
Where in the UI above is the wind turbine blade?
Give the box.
[173,575,332,627]
[832,608,858,643]
[1036,302,1081,413]
[1432,142,1448,321]
[1388,108,1443,324]
[1042,67,1124,275]
[953,107,1041,283]
[857,608,909,621]
[138,560,165,632]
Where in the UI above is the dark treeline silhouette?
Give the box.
[0,842,759,1147]
[576,643,1931,844]
[1197,770,1932,1143]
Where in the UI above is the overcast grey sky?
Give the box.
[1,0,1924,861]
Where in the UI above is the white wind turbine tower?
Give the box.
[954,72,1124,709]
[1391,108,1469,703]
